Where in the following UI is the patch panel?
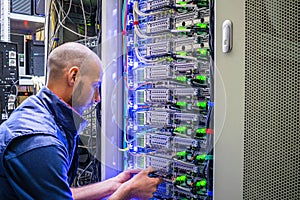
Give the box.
[145,111,172,126]
[173,61,198,72]
[173,37,204,54]
[146,18,172,33]
[146,41,171,57]
[146,155,173,173]
[152,80,188,88]
[145,133,172,149]
[173,160,201,175]
[174,37,195,52]
[173,136,201,148]
[173,112,200,124]
[175,12,197,28]
[144,65,173,80]
[145,88,172,103]
[145,0,171,11]
[173,88,198,98]
[126,1,211,199]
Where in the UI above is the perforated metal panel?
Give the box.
[244,1,300,199]
[11,0,32,15]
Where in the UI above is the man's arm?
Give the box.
[71,168,141,200]
[71,167,162,200]
[108,167,163,200]
[71,179,118,200]
[5,135,161,200]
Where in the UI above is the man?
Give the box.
[0,42,162,199]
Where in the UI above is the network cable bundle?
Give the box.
[123,0,213,199]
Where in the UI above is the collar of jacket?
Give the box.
[37,87,88,136]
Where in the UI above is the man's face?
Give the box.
[71,58,101,115]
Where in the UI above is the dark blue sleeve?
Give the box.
[4,136,73,200]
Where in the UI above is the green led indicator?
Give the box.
[177,151,187,157]
[197,48,208,56]
[176,76,187,82]
[177,26,188,30]
[176,51,187,56]
[176,175,187,182]
[197,128,206,134]
[196,154,206,161]
[196,128,206,137]
[177,1,187,5]
[196,23,208,29]
[197,101,207,108]
[166,57,174,62]
[196,75,206,81]
[176,101,187,107]
[175,126,187,133]
[196,179,207,187]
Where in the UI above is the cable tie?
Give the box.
[205,155,213,160]
[207,190,213,196]
[133,21,139,25]
[206,128,214,134]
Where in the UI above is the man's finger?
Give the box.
[125,168,142,174]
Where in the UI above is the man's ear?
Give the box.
[68,66,79,86]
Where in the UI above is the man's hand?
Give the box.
[111,168,142,188]
[109,166,163,200]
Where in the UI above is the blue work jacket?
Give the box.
[0,87,87,199]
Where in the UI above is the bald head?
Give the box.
[47,42,99,81]
[46,42,102,112]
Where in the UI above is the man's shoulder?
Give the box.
[4,134,67,160]
[4,94,57,134]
